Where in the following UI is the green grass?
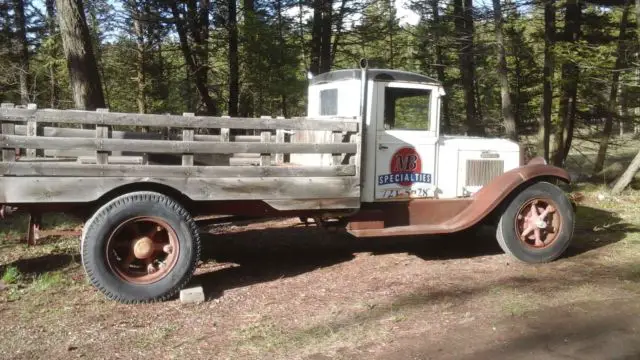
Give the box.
[30,272,65,292]
[2,266,22,284]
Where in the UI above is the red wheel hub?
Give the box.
[515,199,562,249]
[105,217,180,284]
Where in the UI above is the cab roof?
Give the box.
[309,69,441,86]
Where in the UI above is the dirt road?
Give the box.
[1,190,639,359]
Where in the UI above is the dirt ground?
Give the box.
[1,186,640,360]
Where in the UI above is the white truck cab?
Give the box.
[302,68,521,203]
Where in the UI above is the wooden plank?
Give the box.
[1,135,358,155]
[95,108,111,164]
[26,104,38,160]
[15,125,164,140]
[2,122,16,162]
[0,162,356,178]
[192,134,269,143]
[77,156,147,165]
[26,113,44,158]
[260,131,271,166]
[220,128,230,142]
[332,131,344,165]
[264,198,360,210]
[0,176,360,203]
[44,149,93,158]
[0,108,359,132]
[275,129,285,164]
[182,113,195,166]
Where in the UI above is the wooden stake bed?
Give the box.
[0,105,362,210]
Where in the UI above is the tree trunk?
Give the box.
[130,1,146,114]
[45,0,59,108]
[56,0,106,110]
[170,2,216,115]
[330,0,348,66]
[454,0,482,135]
[492,0,517,141]
[554,0,581,167]
[13,0,29,105]
[635,0,640,135]
[611,149,640,194]
[594,2,631,175]
[228,0,238,117]
[310,0,322,75]
[319,0,332,73]
[537,0,555,161]
[431,0,449,133]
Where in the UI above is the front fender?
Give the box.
[464,161,571,225]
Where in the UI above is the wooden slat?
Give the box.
[182,113,195,166]
[0,162,356,178]
[275,129,285,164]
[1,122,16,162]
[264,198,361,210]
[95,108,111,164]
[260,131,271,166]
[332,131,344,165]
[77,156,147,165]
[192,134,272,143]
[15,125,164,140]
[25,104,41,158]
[1,135,358,155]
[0,176,360,203]
[0,108,359,132]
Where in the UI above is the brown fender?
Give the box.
[347,160,571,237]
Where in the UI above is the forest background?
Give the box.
[2,0,640,182]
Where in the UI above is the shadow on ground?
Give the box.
[369,297,640,360]
[0,253,80,277]
[195,205,633,300]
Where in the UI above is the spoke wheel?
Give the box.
[106,216,180,285]
[514,198,562,249]
[496,182,575,264]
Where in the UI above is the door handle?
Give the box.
[379,145,388,150]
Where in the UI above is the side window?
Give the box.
[320,89,338,116]
[384,88,431,130]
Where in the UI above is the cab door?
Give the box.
[374,82,440,201]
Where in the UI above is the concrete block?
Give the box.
[180,286,205,304]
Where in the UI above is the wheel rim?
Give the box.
[105,217,180,285]
[514,198,563,249]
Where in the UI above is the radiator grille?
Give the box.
[466,160,504,186]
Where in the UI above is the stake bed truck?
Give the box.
[0,61,575,303]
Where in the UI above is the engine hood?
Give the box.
[440,136,520,152]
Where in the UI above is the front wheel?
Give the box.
[496,181,575,263]
[81,191,200,303]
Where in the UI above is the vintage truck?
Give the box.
[0,60,574,303]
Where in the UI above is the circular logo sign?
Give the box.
[390,147,422,186]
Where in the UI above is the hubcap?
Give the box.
[105,217,180,285]
[515,199,562,249]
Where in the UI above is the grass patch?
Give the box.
[234,312,390,358]
[2,266,22,284]
[489,287,540,317]
[30,272,65,292]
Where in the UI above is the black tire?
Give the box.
[496,181,575,263]
[81,191,200,303]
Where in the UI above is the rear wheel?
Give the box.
[496,182,574,263]
[81,191,200,303]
